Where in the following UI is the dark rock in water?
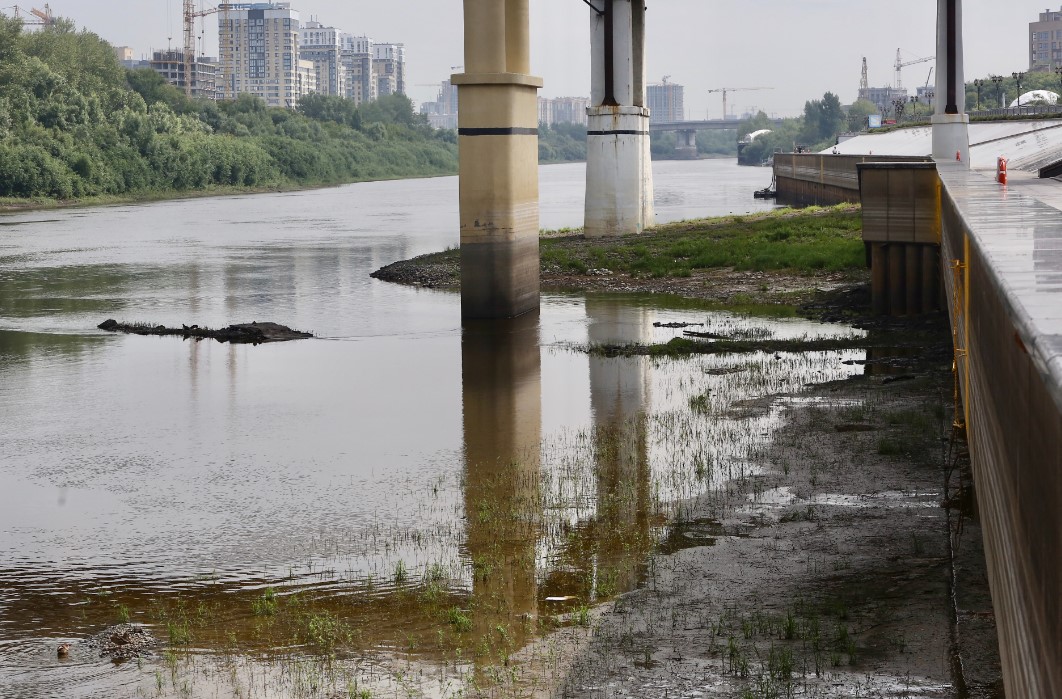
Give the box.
[653,321,705,329]
[85,624,157,660]
[98,320,313,345]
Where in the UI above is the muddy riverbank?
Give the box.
[368,215,1004,698]
[557,315,1003,698]
[370,207,866,312]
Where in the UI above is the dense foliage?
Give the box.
[539,121,587,163]
[0,16,457,200]
[966,71,1062,110]
[650,129,737,159]
[735,92,854,165]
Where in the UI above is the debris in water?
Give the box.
[97,319,313,344]
[85,624,157,660]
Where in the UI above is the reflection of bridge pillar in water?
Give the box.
[585,0,655,237]
[586,300,653,592]
[461,314,541,650]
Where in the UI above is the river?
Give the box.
[0,160,865,698]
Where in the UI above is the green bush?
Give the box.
[0,13,458,200]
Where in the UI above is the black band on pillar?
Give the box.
[459,128,539,136]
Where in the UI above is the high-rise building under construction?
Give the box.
[647,80,684,123]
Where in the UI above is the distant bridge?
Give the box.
[649,119,787,159]
[649,118,786,133]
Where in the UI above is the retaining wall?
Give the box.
[773,153,929,207]
[940,166,1062,699]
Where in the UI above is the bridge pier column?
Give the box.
[932,0,970,167]
[675,130,698,160]
[585,0,654,238]
[453,0,543,319]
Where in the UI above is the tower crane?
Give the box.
[706,87,773,120]
[183,0,221,99]
[9,4,55,27]
[894,49,933,90]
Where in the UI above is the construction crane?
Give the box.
[706,87,772,120]
[8,4,55,27]
[860,58,869,92]
[182,1,220,98]
[894,49,933,90]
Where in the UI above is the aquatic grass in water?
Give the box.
[63,312,868,699]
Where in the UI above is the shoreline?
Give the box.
[0,158,747,217]
[371,206,868,318]
[0,172,460,216]
[368,206,1003,698]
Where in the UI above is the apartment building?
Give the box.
[340,34,375,105]
[372,43,405,97]
[421,79,458,129]
[217,2,301,108]
[299,20,344,97]
[1030,6,1062,71]
[296,59,318,100]
[538,96,589,126]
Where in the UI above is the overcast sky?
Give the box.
[53,1,1051,118]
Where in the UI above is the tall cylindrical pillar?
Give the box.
[932,0,970,166]
[456,0,543,319]
[585,0,654,238]
[505,0,530,74]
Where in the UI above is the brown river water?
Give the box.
[0,161,868,697]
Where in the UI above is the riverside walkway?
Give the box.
[939,165,1062,698]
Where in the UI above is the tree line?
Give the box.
[0,15,458,201]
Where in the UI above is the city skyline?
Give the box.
[46,1,1055,118]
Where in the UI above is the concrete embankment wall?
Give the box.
[773,153,929,207]
[857,162,943,315]
[939,167,1062,699]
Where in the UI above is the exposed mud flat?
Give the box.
[369,246,858,309]
[558,321,1004,699]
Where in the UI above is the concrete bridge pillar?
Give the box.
[676,130,698,160]
[453,0,543,318]
[932,0,970,167]
[585,0,655,238]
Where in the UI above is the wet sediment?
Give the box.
[558,316,1004,699]
[370,245,860,310]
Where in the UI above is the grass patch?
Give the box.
[592,335,873,358]
[541,205,863,278]
[251,588,279,617]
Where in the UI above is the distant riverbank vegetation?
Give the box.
[0,15,458,203]
[736,92,871,165]
[540,122,740,163]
